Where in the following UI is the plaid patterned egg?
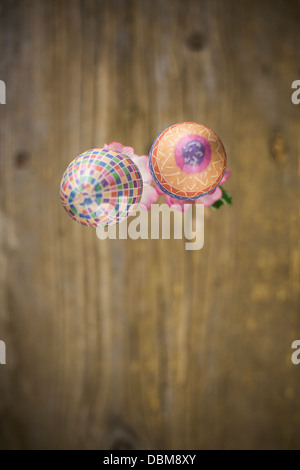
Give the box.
[149,122,227,200]
[60,148,143,226]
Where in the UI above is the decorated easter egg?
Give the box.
[149,122,227,200]
[60,148,143,226]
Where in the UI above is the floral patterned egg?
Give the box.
[149,122,227,200]
[60,148,143,226]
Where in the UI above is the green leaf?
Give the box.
[211,186,232,210]
[220,187,232,205]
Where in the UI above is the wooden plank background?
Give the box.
[0,0,299,449]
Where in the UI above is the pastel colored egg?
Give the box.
[149,122,227,200]
[60,148,143,226]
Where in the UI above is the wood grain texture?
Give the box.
[0,0,300,449]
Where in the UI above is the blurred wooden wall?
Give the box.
[0,0,300,449]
